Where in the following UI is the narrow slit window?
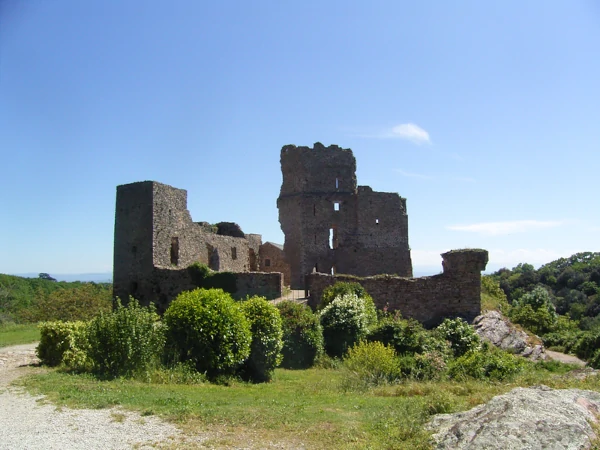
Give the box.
[170,237,179,265]
[331,265,336,275]
[329,226,338,249]
[231,247,237,260]
[375,218,379,225]
[265,258,271,267]
[333,202,340,211]
[335,177,339,189]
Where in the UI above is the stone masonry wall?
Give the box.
[307,249,488,327]
[277,143,412,289]
[259,242,291,286]
[137,268,282,313]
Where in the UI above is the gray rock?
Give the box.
[472,311,547,360]
[428,385,600,449]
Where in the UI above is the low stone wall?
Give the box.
[307,249,488,327]
[133,268,283,313]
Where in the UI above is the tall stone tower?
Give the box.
[277,143,412,289]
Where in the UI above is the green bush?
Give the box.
[22,284,112,323]
[435,318,481,357]
[510,304,557,335]
[319,282,373,310]
[397,351,447,381]
[320,292,377,358]
[368,316,449,356]
[240,296,283,382]
[343,341,400,386]
[276,301,324,369]
[37,321,89,367]
[448,343,525,380]
[86,298,165,378]
[187,263,237,293]
[164,288,251,378]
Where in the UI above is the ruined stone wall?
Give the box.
[259,243,291,285]
[132,268,282,313]
[277,143,412,288]
[114,180,263,307]
[113,181,156,304]
[307,249,488,327]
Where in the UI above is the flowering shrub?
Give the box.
[435,317,481,357]
[320,293,377,357]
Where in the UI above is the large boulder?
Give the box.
[472,310,546,360]
[428,385,600,449]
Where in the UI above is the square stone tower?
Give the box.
[277,143,412,288]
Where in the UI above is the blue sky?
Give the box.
[1,1,599,277]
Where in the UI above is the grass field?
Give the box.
[0,323,39,348]
[17,361,595,449]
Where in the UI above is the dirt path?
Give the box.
[0,343,204,449]
[545,350,587,367]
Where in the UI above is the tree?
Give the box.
[38,273,57,282]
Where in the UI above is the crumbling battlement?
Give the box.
[113,181,282,308]
[307,249,489,327]
[278,143,412,289]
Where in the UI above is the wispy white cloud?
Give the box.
[390,123,431,144]
[394,169,433,180]
[446,220,564,236]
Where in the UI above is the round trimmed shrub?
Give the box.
[240,296,283,382]
[320,292,377,358]
[163,288,251,378]
[276,301,324,369]
[37,321,89,367]
[86,298,165,378]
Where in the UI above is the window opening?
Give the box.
[313,263,319,273]
[335,177,339,189]
[231,247,237,260]
[331,265,336,275]
[329,226,338,249]
[333,202,340,211]
[376,218,379,225]
[265,258,271,267]
[170,237,179,265]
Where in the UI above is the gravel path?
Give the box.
[0,343,203,449]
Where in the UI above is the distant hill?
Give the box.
[11,273,112,283]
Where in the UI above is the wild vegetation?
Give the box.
[5,255,600,448]
[490,252,600,367]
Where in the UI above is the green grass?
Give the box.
[0,323,40,348]
[16,362,600,449]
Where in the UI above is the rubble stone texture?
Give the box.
[113,181,282,311]
[428,385,600,449]
[277,143,412,289]
[307,249,488,326]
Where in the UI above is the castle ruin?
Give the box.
[278,142,412,288]
[113,143,488,324]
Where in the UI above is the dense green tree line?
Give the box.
[493,252,600,329]
[0,273,112,324]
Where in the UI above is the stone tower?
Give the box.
[277,143,412,289]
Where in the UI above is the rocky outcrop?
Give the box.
[428,385,600,449]
[472,310,546,360]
